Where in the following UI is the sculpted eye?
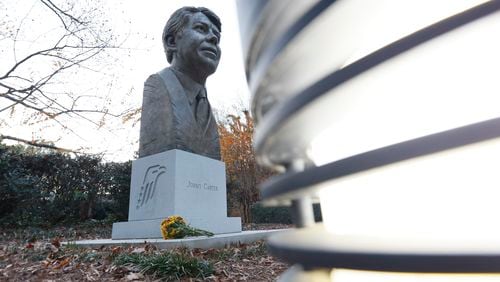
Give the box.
[195,24,207,33]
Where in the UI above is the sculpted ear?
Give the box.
[166,35,176,51]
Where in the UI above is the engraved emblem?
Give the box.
[136,165,166,209]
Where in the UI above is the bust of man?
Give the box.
[138,7,222,160]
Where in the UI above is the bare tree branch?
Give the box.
[0,134,78,153]
[40,0,69,30]
[41,0,86,27]
[0,0,128,153]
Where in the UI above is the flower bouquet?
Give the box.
[160,215,214,239]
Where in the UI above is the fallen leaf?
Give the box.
[126,272,144,280]
[144,243,156,252]
[131,247,145,254]
[45,243,58,253]
[51,238,61,248]
[54,257,71,269]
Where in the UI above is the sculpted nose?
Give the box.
[206,30,218,45]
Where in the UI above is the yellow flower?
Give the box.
[161,215,187,239]
[160,215,214,239]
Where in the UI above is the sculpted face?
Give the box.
[173,12,221,77]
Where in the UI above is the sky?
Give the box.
[1,0,250,161]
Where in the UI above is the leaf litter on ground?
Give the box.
[1,222,289,281]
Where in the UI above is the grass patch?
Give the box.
[113,251,213,281]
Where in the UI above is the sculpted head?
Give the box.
[163,7,222,82]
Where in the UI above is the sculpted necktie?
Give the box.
[195,88,211,133]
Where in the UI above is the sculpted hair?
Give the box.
[162,6,221,63]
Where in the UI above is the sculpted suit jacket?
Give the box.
[138,67,221,160]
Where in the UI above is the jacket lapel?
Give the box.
[157,68,198,131]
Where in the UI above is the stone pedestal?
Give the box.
[112,149,241,239]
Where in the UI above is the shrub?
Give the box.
[0,144,131,227]
[251,202,322,224]
[99,161,131,221]
[251,204,292,224]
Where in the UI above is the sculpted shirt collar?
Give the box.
[170,68,206,105]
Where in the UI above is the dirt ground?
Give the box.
[0,222,292,281]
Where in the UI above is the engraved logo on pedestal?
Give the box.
[136,165,166,209]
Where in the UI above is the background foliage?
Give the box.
[218,110,274,223]
[0,144,130,227]
[251,203,323,224]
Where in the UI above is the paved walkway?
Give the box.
[65,229,288,249]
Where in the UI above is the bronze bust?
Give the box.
[138,7,222,160]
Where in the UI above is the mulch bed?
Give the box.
[1,222,292,281]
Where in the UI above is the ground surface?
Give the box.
[0,222,291,281]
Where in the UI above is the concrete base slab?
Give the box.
[112,217,241,239]
[65,229,287,250]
